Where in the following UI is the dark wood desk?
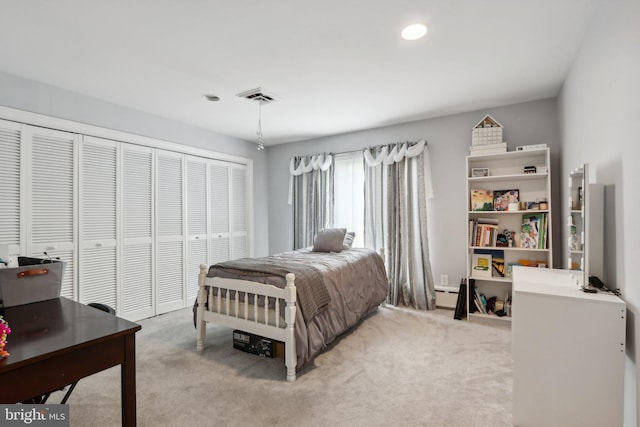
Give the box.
[0,297,141,426]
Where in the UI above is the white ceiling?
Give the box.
[0,1,598,146]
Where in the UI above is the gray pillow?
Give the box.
[312,228,347,252]
[342,232,355,250]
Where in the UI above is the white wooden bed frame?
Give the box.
[195,248,384,382]
[196,264,298,381]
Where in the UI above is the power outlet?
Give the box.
[440,274,449,287]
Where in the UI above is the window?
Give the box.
[333,152,364,248]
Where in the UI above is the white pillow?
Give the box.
[342,232,355,250]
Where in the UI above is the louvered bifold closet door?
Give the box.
[209,161,230,264]
[121,144,154,321]
[28,126,78,300]
[156,150,185,314]
[79,136,118,310]
[230,164,248,260]
[0,119,23,258]
[186,157,208,304]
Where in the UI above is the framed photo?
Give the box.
[471,168,490,177]
[471,253,492,278]
[493,189,519,211]
[470,189,494,211]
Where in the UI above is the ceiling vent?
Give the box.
[236,87,279,104]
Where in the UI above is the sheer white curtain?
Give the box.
[289,154,334,249]
[333,152,365,248]
[363,140,436,310]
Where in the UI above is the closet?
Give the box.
[0,115,251,321]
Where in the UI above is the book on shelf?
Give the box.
[479,293,488,312]
[520,213,547,249]
[469,218,500,247]
[474,224,499,247]
[477,217,499,225]
[474,297,484,313]
[473,286,487,314]
[470,189,494,211]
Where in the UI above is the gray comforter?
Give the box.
[210,255,331,324]
[204,248,389,368]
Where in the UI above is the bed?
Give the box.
[195,246,388,381]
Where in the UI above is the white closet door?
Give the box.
[156,150,185,313]
[121,144,154,321]
[209,161,230,264]
[230,164,248,260]
[79,136,118,309]
[0,119,23,258]
[186,157,208,304]
[28,126,78,300]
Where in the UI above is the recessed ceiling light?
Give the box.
[401,23,428,41]
[202,94,220,102]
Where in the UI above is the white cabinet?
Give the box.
[230,164,249,259]
[210,161,231,264]
[79,136,118,308]
[512,267,625,427]
[0,119,24,258]
[28,126,78,300]
[186,156,209,305]
[209,161,249,263]
[120,144,154,320]
[155,150,185,314]
[0,123,79,299]
[0,110,252,320]
[466,149,552,323]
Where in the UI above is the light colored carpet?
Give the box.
[56,305,513,427]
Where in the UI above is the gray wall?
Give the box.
[267,98,561,287]
[0,70,270,256]
[558,0,639,424]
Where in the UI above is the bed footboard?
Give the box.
[196,264,298,382]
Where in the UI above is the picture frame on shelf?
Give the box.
[471,167,490,177]
[472,253,492,278]
[470,189,494,211]
[475,249,506,277]
[493,189,519,211]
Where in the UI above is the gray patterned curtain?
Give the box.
[292,155,334,249]
[363,141,435,310]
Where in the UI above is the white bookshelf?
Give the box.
[566,163,604,283]
[466,149,553,324]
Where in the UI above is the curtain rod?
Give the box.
[330,140,427,156]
